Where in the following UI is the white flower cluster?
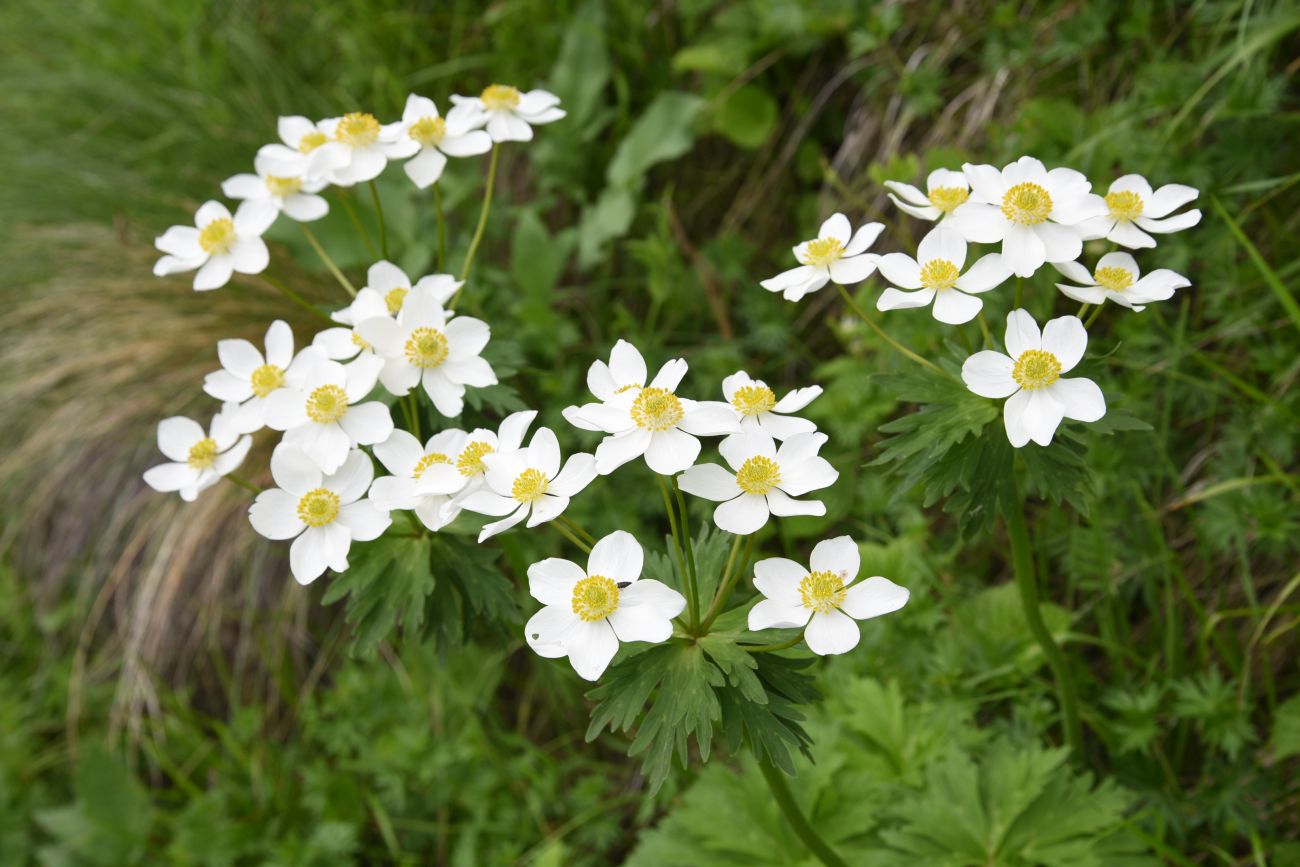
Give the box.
[763,157,1199,447]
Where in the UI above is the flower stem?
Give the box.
[976,309,995,348]
[1084,304,1104,329]
[1076,302,1090,319]
[225,473,261,494]
[451,143,500,308]
[657,475,697,632]
[434,180,447,272]
[368,180,389,260]
[699,533,746,633]
[835,284,954,381]
[299,224,357,297]
[260,271,334,323]
[672,476,702,633]
[742,628,804,653]
[557,514,596,546]
[404,394,421,439]
[551,520,592,554]
[756,757,850,867]
[338,191,378,259]
[1014,276,1024,309]
[1007,476,1083,758]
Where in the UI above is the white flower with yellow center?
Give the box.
[1077,174,1201,249]
[524,531,685,681]
[203,322,318,434]
[143,408,253,502]
[317,111,407,187]
[257,116,351,182]
[946,156,1108,277]
[153,200,275,291]
[314,263,460,365]
[874,225,1012,325]
[368,428,472,532]
[720,370,821,441]
[562,340,739,476]
[455,427,597,542]
[248,445,391,586]
[677,430,838,535]
[884,168,972,222]
[759,213,883,302]
[261,354,390,474]
[447,410,537,506]
[748,536,909,656]
[447,84,565,142]
[355,289,496,417]
[1053,252,1189,311]
[962,309,1106,448]
[221,151,329,223]
[389,94,494,188]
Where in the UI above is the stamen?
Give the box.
[481,84,521,111]
[1105,190,1144,222]
[409,116,446,147]
[198,218,236,255]
[920,259,961,290]
[735,456,782,495]
[335,112,380,147]
[1000,182,1053,226]
[1011,349,1062,390]
[404,327,449,369]
[297,488,340,527]
[928,186,969,213]
[250,364,285,398]
[630,387,684,431]
[457,441,493,477]
[306,384,349,423]
[731,384,777,417]
[801,237,845,267]
[798,570,847,614]
[413,452,451,479]
[511,468,549,503]
[187,438,218,469]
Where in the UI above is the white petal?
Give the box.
[290,524,350,584]
[678,402,741,437]
[963,163,1004,203]
[193,255,234,291]
[1003,225,1046,277]
[932,289,983,325]
[677,463,740,501]
[549,453,597,498]
[217,339,263,379]
[1003,388,1065,448]
[828,255,877,285]
[1135,210,1202,234]
[525,604,579,658]
[644,428,700,475]
[565,621,619,681]
[1041,315,1088,372]
[337,402,394,447]
[528,558,586,606]
[747,597,810,631]
[776,457,838,497]
[373,429,423,477]
[917,225,966,267]
[157,417,204,461]
[608,580,684,643]
[478,504,529,541]
[842,222,884,256]
[249,489,305,540]
[962,351,1017,398]
[876,287,936,312]
[404,147,448,188]
[608,339,648,387]
[594,427,652,474]
[765,489,826,518]
[649,358,688,391]
[803,609,861,655]
[1035,222,1083,264]
[818,213,851,243]
[882,180,927,205]
[1143,183,1198,219]
[841,576,910,620]
[810,536,859,580]
[1109,220,1156,249]
[945,202,1006,243]
[336,499,390,541]
[772,385,821,414]
[1004,308,1042,358]
[713,493,769,534]
[587,530,643,583]
[326,448,375,503]
[954,253,1011,294]
[143,462,200,495]
[875,253,923,290]
[752,557,807,601]
[1048,377,1106,423]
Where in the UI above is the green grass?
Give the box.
[1,0,1298,863]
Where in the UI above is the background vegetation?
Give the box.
[1,0,1298,863]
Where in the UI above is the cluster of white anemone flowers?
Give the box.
[143,87,909,686]
[761,156,1199,449]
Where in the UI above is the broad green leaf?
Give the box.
[710,84,778,149]
[606,92,705,187]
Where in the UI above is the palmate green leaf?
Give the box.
[1269,692,1300,761]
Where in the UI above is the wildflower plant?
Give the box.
[141,79,1198,864]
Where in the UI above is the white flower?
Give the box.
[257,116,351,183]
[447,85,565,142]
[524,530,685,681]
[204,322,319,434]
[1053,252,1189,311]
[249,445,391,585]
[677,430,837,535]
[759,213,883,302]
[143,408,252,502]
[562,340,739,476]
[261,353,391,473]
[1078,174,1201,249]
[884,168,971,222]
[221,151,329,223]
[720,370,821,441]
[153,200,275,291]
[747,536,909,655]
[390,94,493,188]
[369,428,471,532]
[456,426,597,542]
[946,156,1108,277]
[317,112,408,186]
[962,309,1106,448]
[355,289,496,418]
[875,225,1012,325]
[314,262,460,366]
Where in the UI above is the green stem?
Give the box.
[299,224,357,297]
[433,180,447,272]
[225,473,261,494]
[368,180,389,260]
[260,272,333,323]
[672,476,702,633]
[551,520,592,554]
[835,284,954,381]
[700,533,746,633]
[1084,304,1104,329]
[756,757,850,867]
[657,475,697,632]
[976,309,994,349]
[557,514,596,546]
[339,191,378,259]
[1007,476,1083,758]
[451,143,500,307]
[405,394,421,439]
[1076,302,1091,319]
[742,628,805,653]
[1014,277,1024,309]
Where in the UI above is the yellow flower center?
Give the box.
[1093,266,1134,292]
[798,569,847,614]
[1000,182,1053,226]
[929,186,969,213]
[1012,349,1062,391]
[481,84,521,111]
[383,287,408,314]
[920,258,961,290]
[297,488,340,527]
[413,452,451,479]
[250,363,285,398]
[306,384,350,423]
[735,456,782,495]
[265,175,302,197]
[511,467,549,503]
[187,437,219,469]
[198,218,236,255]
[409,116,446,147]
[571,575,620,622]
[731,384,777,417]
[457,441,493,477]
[631,387,684,431]
[404,327,449,369]
[351,331,371,351]
[298,131,328,153]
[335,112,380,147]
[802,237,844,267]
[1105,190,1144,222]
